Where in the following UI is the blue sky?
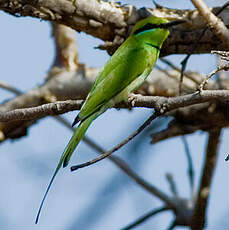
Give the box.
[0,0,229,230]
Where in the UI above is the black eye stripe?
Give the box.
[134,23,161,35]
[133,20,185,35]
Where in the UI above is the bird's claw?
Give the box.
[128,93,139,107]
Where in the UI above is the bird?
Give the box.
[35,16,184,223]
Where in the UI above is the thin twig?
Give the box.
[215,55,226,89]
[166,173,179,198]
[55,116,176,208]
[0,81,22,95]
[212,50,229,60]
[181,136,195,200]
[167,220,177,230]
[160,58,200,85]
[198,63,229,91]
[180,55,191,94]
[121,206,170,230]
[155,65,197,93]
[70,112,159,171]
[191,129,222,230]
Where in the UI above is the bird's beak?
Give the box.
[160,20,186,29]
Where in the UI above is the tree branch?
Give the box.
[199,55,229,90]
[51,22,79,71]
[151,102,227,143]
[191,129,222,230]
[121,206,170,230]
[0,81,22,95]
[0,100,83,122]
[2,90,229,123]
[181,136,195,199]
[152,55,229,144]
[70,113,160,171]
[191,0,229,47]
[0,1,228,55]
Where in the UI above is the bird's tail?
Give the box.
[62,112,99,167]
[35,111,100,224]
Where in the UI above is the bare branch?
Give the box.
[0,100,83,122]
[0,0,127,42]
[167,221,177,230]
[0,1,229,55]
[0,81,21,95]
[212,50,229,60]
[2,89,229,123]
[199,62,229,91]
[191,129,222,230]
[121,206,170,230]
[166,173,179,198]
[70,113,160,171]
[151,101,226,144]
[191,0,229,47]
[51,23,79,71]
[181,136,195,199]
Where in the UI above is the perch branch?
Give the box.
[3,90,229,122]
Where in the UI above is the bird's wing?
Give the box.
[88,37,136,95]
[78,45,150,121]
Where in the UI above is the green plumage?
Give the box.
[36,16,173,223]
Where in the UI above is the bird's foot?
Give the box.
[128,93,139,107]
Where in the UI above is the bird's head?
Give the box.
[131,16,184,48]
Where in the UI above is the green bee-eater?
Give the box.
[36,16,184,223]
